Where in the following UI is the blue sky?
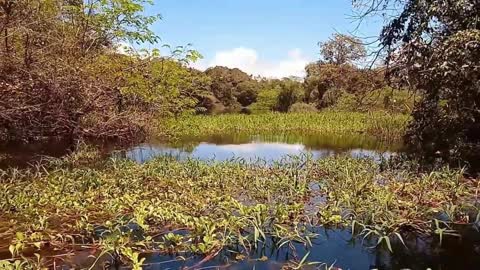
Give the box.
[144,0,382,77]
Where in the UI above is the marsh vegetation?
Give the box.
[1,149,479,269]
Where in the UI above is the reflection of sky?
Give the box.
[123,142,395,164]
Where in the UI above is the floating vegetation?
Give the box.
[159,112,410,142]
[0,150,478,269]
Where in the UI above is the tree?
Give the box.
[0,0,203,141]
[319,34,366,65]
[205,66,257,108]
[276,79,304,112]
[236,81,259,107]
[304,62,385,107]
[354,0,480,171]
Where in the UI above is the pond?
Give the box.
[115,133,403,164]
[11,225,480,270]
[2,133,480,269]
[0,132,402,168]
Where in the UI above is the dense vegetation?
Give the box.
[0,1,413,144]
[0,150,477,269]
[160,112,409,142]
[354,0,480,171]
[2,1,477,173]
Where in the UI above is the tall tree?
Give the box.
[319,33,366,65]
[354,0,480,171]
[205,66,257,108]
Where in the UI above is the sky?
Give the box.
[143,0,383,78]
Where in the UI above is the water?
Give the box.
[0,138,74,168]
[117,133,403,164]
[0,133,402,167]
[3,134,480,269]
[15,225,480,269]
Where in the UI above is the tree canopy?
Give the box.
[0,0,203,141]
[355,0,480,171]
[319,33,366,65]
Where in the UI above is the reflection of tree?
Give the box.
[119,132,403,163]
[371,228,480,270]
[0,139,73,168]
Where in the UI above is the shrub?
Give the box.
[248,87,280,114]
[276,80,304,112]
[319,88,345,108]
[333,88,416,114]
[288,102,318,113]
[304,63,386,105]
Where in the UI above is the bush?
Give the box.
[332,88,416,114]
[276,80,304,112]
[319,88,345,108]
[248,88,280,114]
[304,63,386,105]
[288,102,318,113]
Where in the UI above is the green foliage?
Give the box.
[160,111,409,141]
[304,63,386,108]
[68,0,161,45]
[236,80,259,106]
[0,151,477,268]
[0,154,316,268]
[318,34,366,65]
[204,66,257,110]
[276,79,304,112]
[318,157,477,245]
[248,87,280,114]
[0,0,205,141]
[288,102,318,113]
[355,0,480,171]
[333,88,416,114]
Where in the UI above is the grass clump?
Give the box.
[160,111,409,142]
[288,103,318,113]
[0,153,314,269]
[315,157,479,251]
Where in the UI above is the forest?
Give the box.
[0,0,479,269]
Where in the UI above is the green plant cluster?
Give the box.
[0,151,477,268]
[160,111,410,142]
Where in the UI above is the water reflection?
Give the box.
[120,133,401,163]
[0,139,74,168]
[0,132,402,168]
[45,226,480,270]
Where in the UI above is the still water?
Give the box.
[21,225,480,270]
[0,133,402,167]
[117,133,403,164]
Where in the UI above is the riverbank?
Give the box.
[158,112,410,142]
[0,149,477,269]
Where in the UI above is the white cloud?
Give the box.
[193,47,310,78]
[212,143,305,153]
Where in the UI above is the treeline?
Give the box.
[196,34,415,115]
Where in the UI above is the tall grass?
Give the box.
[159,112,410,142]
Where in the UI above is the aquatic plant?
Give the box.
[159,111,409,142]
[0,151,477,269]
